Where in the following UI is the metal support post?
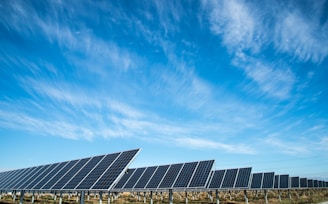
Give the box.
[185,191,188,204]
[244,190,248,204]
[76,193,79,203]
[13,191,16,201]
[143,192,146,204]
[59,192,63,204]
[150,191,153,204]
[108,192,111,204]
[87,192,90,201]
[169,189,173,204]
[278,190,281,202]
[288,189,291,200]
[99,192,103,204]
[264,190,268,204]
[31,192,35,204]
[216,189,220,204]
[20,190,24,204]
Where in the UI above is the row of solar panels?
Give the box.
[0,149,327,192]
[0,149,140,191]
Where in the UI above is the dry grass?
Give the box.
[0,190,327,204]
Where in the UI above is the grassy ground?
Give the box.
[0,189,328,204]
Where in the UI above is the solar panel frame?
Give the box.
[221,168,238,189]
[113,168,136,190]
[299,178,307,188]
[3,168,30,190]
[145,165,170,189]
[208,170,226,189]
[308,179,313,188]
[234,167,252,189]
[134,166,157,189]
[0,169,23,189]
[250,173,263,189]
[188,160,214,188]
[122,167,147,189]
[290,177,300,188]
[279,175,289,189]
[173,162,198,188]
[262,172,275,189]
[274,175,279,189]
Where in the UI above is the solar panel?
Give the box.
[4,168,30,190]
[134,166,157,189]
[262,172,274,189]
[43,159,79,189]
[145,165,169,189]
[113,169,136,189]
[290,177,299,188]
[274,175,279,189]
[308,179,313,188]
[173,162,198,188]
[221,168,238,189]
[91,149,140,190]
[76,153,120,190]
[123,168,146,189]
[319,181,323,188]
[52,158,90,190]
[0,169,24,189]
[188,160,214,188]
[234,167,252,188]
[250,173,263,189]
[33,162,69,190]
[159,163,183,189]
[314,180,319,188]
[20,165,51,190]
[279,175,289,189]
[208,170,225,189]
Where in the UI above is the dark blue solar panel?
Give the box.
[91,149,140,190]
[235,167,252,188]
[44,160,78,190]
[308,179,313,188]
[33,162,68,190]
[319,181,323,187]
[26,164,57,189]
[221,168,238,189]
[12,167,38,189]
[291,177,299,188]
[314,180,319,188]
[300,178,307,188]
[0,169,23,189]
[250,173,263,189]
[173,162,198,188]
[159,163,183,188]
[114,169,136,189]
[208,170,225,189]
[274,175,279,189]
[146,165,169,189]
[134,166,157,189]
[76,153,120,190]
[19,165,48,189]
[52,158,90,190]
[3,168,29,189]
[279,175,289,189]
[63,155,104,190]
[188,160,214,188]
[262,172,274,189]
[0,171,11,188]
[123,168,146,189]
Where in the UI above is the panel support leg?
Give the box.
[185,191,188,204]
[108,192,111,204]
[80,191,85,204]
[13,191,16,201]
[215,189,219,204]
[19,190,24,204]
[31,192,35,204]
[288,189,291,200]
[244,190,248,204]
[87,192,90,201]
[169,189,173,204]
[150,191,153,204]
[59,192,62,204]
[278,190,281,202]
[143,192,146,204]
[264,190,268,204]
[99,192,103,204]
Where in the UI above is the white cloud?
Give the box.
[174,137,255,154]
[264,135,309,155]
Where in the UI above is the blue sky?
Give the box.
[0,0,328,180]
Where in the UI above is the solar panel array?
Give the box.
[113,160,214,191]
[207,167,252,190]
[0,149,140,191]
[250,172,275,189]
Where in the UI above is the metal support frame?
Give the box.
[108,191,111,204]
[185,191,188,204]
[150,191,153,204]
[59,192,63,204]
[244,190,248,204]
[264,190,268,204]
[80,191,85,204]
[169,189,173,204]
[99,192,103,204]
[20,190,24,204]
[143,192,146,204]
[216,189,220,204]
[278,190,281,202]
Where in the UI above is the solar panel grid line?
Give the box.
[145,165,170,189]
[221,168,238,189]
[1,168,26,190]
[5,168,31,190]
[172,162,199,188]
[234,167,252,189]
[250,173,263,189]
[274,175,279,189]
[55,157,92,190]
[121,168,138,189]
[152,165,171,189]
[73,154,108,190]
[95,149,140,190]
[17,165,47,189]
[43,160,78,190]
[158,163,183,189]
[141,166,159,190]
[76,152,120,190]
[123,167,147,189]
[0,169,23,189]
[219,169,227,189]
[188,160,214,188]
[208,170,226,189]
[134,166,158,189]
[170,162,188,189]
[185,161,200,188]
[260,173,264,189]
[132,166,150,189]
[26,163,56,190]
[12,167,38,189]
[62,155,105,190]
[232,168,240,189]
[262,172,274,189]
[33,162,68,190]
[40,161,71,190]
[205,171,214,189]
[113,168,136,190]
